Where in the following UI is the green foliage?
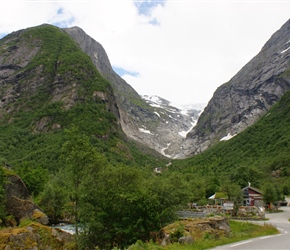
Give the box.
[18,218,33,227]
[61,125,103,238]
[171,91,290,193]
[128,221,278,250]
[170,223,184,243]
[39,172,69,223]
[262,183,280,206]
[16,163,48,196]
[78,165,180,249]
[0,167,6,220]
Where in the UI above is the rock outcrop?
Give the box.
[0,222,74,249]
[181,18,290,157]
[160,216,230,246]
[4,172,48,225]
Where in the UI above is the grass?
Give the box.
[129,220,279,250]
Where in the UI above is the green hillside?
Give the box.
[170,90,290,194]
[0,25,166,171]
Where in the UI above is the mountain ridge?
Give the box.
[179,18,290,157]
[64,26,202,158]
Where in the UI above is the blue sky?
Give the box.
[113,66,140,78]
[0,1,290,106]
[134,0,166,16]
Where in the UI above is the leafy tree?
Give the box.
[16,163,48,196]
[263,183,278,207]
[61,125,101,238]
[39,172,69,223]
[221,182,243,214]
[78,166,179,249]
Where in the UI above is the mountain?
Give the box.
[171,89,290,189]
[180,18,290,158]
[141,95,202,157]
[64,26,202,158]
[0,24,167,170]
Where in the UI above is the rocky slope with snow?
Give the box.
[65,27,202,158]
[140,95,202,158]
[180,18,290,157]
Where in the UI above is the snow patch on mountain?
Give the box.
[140,95,205,158]
[220,133,236,141]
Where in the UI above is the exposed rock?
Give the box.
[181,19,290,157]
[4,217,17,228]
[6,197,41,224]
[4,175,30,200]
[0,24,121,135]
[178,236,194,244]
[0,223,75,249]
[161,216,230,245]
[4,173,48,225]
[32,209,49,225]
[161,233,170,246]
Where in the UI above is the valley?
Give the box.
[0,18,290,249]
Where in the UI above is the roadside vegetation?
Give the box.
[129,221,279,250]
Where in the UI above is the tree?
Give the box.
[78,166,179,249]
[221,182,243,215]
[263,183,278,208]
[61,125,101,238]
[39,172,69,223]
[16,163,48,197]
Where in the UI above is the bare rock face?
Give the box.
[181,19,290,157]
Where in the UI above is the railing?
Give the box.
[176,210,207,219]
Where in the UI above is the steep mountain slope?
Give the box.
[141,95,201,157]
[64,27,201,158]
[0,24,165,170]
[171,90,290,189]
[181,18,290,157]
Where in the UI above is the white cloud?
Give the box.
[0,1,290,105]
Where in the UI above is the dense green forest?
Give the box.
[1,25,290,249]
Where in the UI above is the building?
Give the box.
[242,183,264,207]
[208,183,264,207]
[208,192,228,205]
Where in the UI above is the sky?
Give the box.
[0,1,290,107]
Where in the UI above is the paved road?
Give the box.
[212,206,290,250]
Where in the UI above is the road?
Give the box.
[212,205,290,250]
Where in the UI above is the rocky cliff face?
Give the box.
[64,27,201,158]
[180,18,290,157]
